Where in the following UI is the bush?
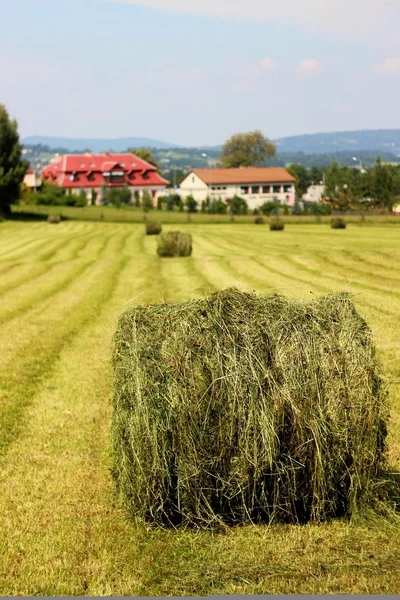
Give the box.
[145,221,162,236]
[270,217,285,231]
[111,288,387,527]
[157,231,192,257]
[331,217,347,229]
[254,216,265,225]
[47,214,61,224]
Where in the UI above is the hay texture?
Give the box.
[146,221,162,236]
[270,217,285,231]
[331,217,347,229]
[157,231,192,257]
[47,214,61,224]
[254,216,265,225]
[111,288,387,527]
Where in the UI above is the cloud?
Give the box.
[260,57,278,70]
[373,57,400,74]
[296,59,323,74]
[112,0,400,48]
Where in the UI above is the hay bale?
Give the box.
[331,217,347,229]
[157,231,192,257]
[146,221,162,236]
[270,217,285,231]
[47,214,61,224]
[111,288,387,527]
[254,216,265,225]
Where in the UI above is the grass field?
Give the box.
[12,202,400,225]
[0,219,399,595]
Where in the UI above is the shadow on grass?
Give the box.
[8,211,69,222]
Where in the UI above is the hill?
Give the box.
[276,129,400,155]
[21,135,178,152]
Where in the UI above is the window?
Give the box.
[273,185,281,194]
[262,185,270,194]
[251,186,259,194]
[283,185,292,193]
[87,173,94,182]
[192,176,195,183]
[240,186,249,194]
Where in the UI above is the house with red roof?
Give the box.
[180,167,296,210]
[41,153,169,204]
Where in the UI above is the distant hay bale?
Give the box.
[47,214,61,224]
[254,216,265,225]
[270,217,285,231]
[145,221,162,236]
[111,288,387,527]
[157,231,192,257]
[331,217,347,229]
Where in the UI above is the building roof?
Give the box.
[192,167,296,185]
[41,153,169,188]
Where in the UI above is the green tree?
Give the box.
[0,105,28,216]
[260,199,280,216]
[292,198,303,215]
[210,197,227,214]
[220,130,276,168]
[229,195,248,215]
[286,163,311,197]
[373,156,394,209]
[142,191,154,212]
[130,148,161,173]
[185,195,198,213]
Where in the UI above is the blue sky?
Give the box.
[1,0,399,145]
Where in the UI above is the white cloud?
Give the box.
[373,57,400,74]
[260,57,278,70]
[112,0,400,48]
[296,59,323,74]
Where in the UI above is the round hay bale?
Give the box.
[270,217,285,231]
[254,216,265,225]
[331,217,346,229]
[111,288,387,527]
[157,231,192,257]
[47,214,61,224]
[145,221,162,236]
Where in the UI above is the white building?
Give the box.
[303,184,325,203]
[180,167,296,210]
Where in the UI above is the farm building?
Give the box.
[23,167,42,193]
[179,167,296,210]
[41,153,169,204]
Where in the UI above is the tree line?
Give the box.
[1,105,400,217]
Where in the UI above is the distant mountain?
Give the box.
[21,135,178,152]
[23,129,400,160]
[275,129,400,155]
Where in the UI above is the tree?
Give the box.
[142,191,154,212]
[260,199,280,216]
[220,130,276,168]
[185,195,198,213]
[130,148,161,173]
[229,195,248,215]
[373,156,394,209]
[286,163,311,197]
[0,105,28,216]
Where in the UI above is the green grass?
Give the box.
[0,220,399,595]
[12,203,400,225]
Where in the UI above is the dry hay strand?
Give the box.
[157,231,192,257]
[47,214,61,224]
[331,217,347,229]
[146,221,162,236]
[111,288,388,528]
[254,216,265,225]
[270,217,285,231]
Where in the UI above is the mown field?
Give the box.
[0,219,399,595]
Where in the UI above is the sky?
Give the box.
[1,0,399,146]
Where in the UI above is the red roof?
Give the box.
[193,167,295,185]
[41,153,169,189]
